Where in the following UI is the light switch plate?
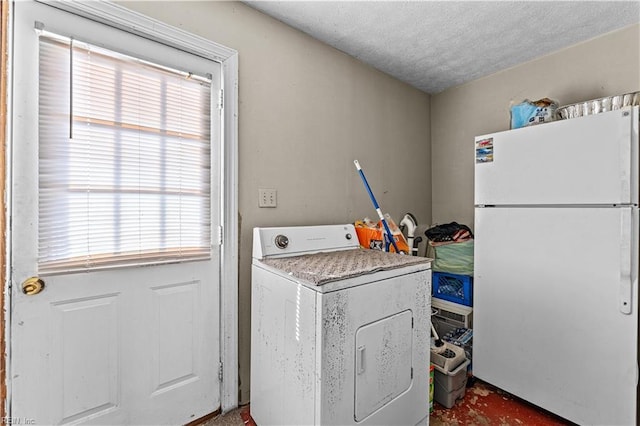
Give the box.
[259,188,277,208]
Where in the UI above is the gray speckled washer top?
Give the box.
[261,248,430,285]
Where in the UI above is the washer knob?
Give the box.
[274,234,289,249]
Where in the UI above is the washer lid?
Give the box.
[261,248,430,285]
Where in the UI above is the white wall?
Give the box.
[431,24,640,228]
[118,0,432,403]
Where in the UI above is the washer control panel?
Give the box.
[253,224,359,259]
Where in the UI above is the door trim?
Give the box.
[7,0,239,414]
[0,0,9,420]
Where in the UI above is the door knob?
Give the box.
[22,277,45,295]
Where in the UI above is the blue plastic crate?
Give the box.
[432,272,473,306]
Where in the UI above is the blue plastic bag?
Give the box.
[510,98,557,129]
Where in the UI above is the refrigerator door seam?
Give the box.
[475,204,637,208]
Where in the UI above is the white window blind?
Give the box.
[38,34,212,273]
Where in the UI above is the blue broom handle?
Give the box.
[354,160,400,253]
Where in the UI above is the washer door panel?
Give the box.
[354,310,413,421]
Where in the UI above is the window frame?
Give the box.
[34,0,239,413]
[38,33,216,273]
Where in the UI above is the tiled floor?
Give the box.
[202,379,573,426]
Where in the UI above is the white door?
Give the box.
[10,2,221,424]
[474,206,638,425]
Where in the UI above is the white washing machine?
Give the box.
[251,224,432,426]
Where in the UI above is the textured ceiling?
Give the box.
[243,1,640,94]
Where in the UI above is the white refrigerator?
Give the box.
[474,106,639,425]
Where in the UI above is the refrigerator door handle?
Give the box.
[619,208,633,314]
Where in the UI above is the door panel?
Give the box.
[52,295,119,423]
[354,310,413,421]
[11,2,221,424]
[474,206,638,425]
[152,281,200,393]
[475,107,638,206]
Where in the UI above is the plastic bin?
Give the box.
[432,272,473,306]
[431,341,466,372]
[442,328,473,373]
[433,359,470,408]
[435,380,466,409]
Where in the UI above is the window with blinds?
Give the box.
[38,34,213,273]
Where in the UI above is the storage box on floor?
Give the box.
[426,223,475,407]
[434,360,470,408]
[431,344,470,408]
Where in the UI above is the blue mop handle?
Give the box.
[354,160,400,253]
